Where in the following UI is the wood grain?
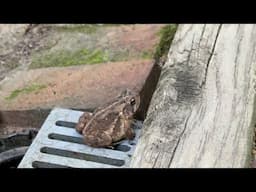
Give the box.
[130,24,256,168]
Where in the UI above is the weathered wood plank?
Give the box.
[130,24,256,168]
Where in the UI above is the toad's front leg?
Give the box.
[75,112,93,134]
[84,132,112,148]
[124,120,135,140]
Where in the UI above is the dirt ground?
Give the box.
[0,59,153,110]
[0,24,163,111]
[0,24,53,80]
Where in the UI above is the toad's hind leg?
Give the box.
[125,127,135,140]
[75,112,93,134]
[84,132,112,148]
[124,120,135,140]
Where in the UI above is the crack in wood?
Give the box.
[199,25,222,88]
[186,35,195,66]
[168,110,192,167]
[198,25,206,49]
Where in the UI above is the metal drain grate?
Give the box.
[18,108,142,168]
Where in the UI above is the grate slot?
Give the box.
[31,153,116,168]
[48,133,84,144]
[40,147,125,166]
[32,161,71,168]
[48,133,131,152]
[56,121,76,128]
[112,144,131,152]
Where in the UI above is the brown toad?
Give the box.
[75,89,140,148]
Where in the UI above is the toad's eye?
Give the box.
[130,98,136,105]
